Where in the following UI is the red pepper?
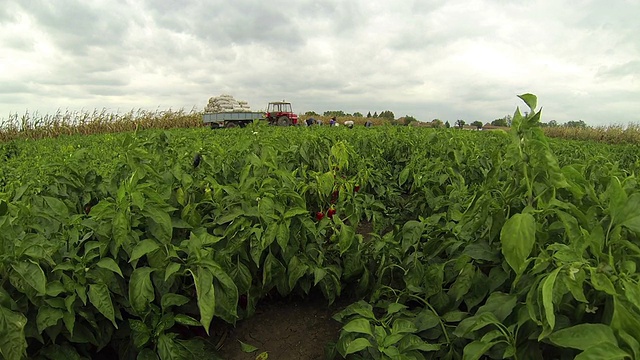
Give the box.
[354,185,360,192]
[316,212,325,221]
[327,208,337,219]
[331,190,339,203]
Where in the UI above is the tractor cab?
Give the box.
[265,101,298,126]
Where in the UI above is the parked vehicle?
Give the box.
[264,101,298,126]
[203,100,298,128]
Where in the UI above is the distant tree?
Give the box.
[491,118,508,127]
[379,110,395,120]
[366,111,372,118]
[305,111,319,116]
[445,121,451,128]
[373,112,378,118]
[540,120,558,127]
[431,119,443,128]
[404,115,418,125]
[323,110,347,117]
[564,120,587,128]
[353,112,363,117]
[455,119,465,129]
[471,120,483,129]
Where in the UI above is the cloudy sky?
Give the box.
[1,0,639,126]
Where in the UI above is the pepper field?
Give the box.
[1,95,640,360]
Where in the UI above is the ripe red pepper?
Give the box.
[327,208,337,219]
[354,185,360,192]
[316,212,325,221]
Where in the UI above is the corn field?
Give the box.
[0,109,204,142]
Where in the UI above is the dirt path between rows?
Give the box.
[216,296,349,360]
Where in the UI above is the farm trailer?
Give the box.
[203,101,299,128]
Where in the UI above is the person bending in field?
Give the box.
[344,120,354,129]
[306,117,315,126]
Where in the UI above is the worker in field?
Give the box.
[306,117,315,126]
[344,120,354,129]
[365,120,373,127]
[329,117,336,126]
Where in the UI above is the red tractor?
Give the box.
[265,101,298,126]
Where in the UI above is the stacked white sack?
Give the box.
[204,95,252,112]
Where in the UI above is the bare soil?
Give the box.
[216,296,348,360]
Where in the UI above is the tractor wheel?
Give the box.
[277,116,292,126]
[225,122,238,128]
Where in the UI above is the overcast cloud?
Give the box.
[1,0,638,126]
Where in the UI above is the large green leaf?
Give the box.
[462,340,500,360]
[43,196,69,218]
[112,210,130,250]
[619,193,640,235]
[130,239,161,263]
[549,323,617,350]
[288,256,308,291]
[137,348,159,360]
[157,333,181,360]
[398,334,440,352]
[345,338,372,355]
[518,93,538,112]
[161,293,190,312]
[590,269,617,296]
[190,266,215,335]
[540,267,561,339]
[338,224,356,255]
[174,314,200,327]
[448,262,474,302]
[401,220,424,253]
[129,267,155,315]
[343,318,373,337]
[333,301,376,323]
[476,292,517,322]
[276,220,290,252]
[283,208,307,219]
[0,306,28,360]
[11,260,47,295]
[36,306,64,334]
[500,213,536,274]
[129,319,151,349]
[611,298,640,342]
[164,262,181,281]
[143,205,173,244]
[607,177,628,224]
[392,318,418,334]
[575,342,630,360]
[317,172,335,197]
[208,264,239,324]
[88,283,117,328]
[96,257,123,277]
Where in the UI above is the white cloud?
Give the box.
[1,0,638,126]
